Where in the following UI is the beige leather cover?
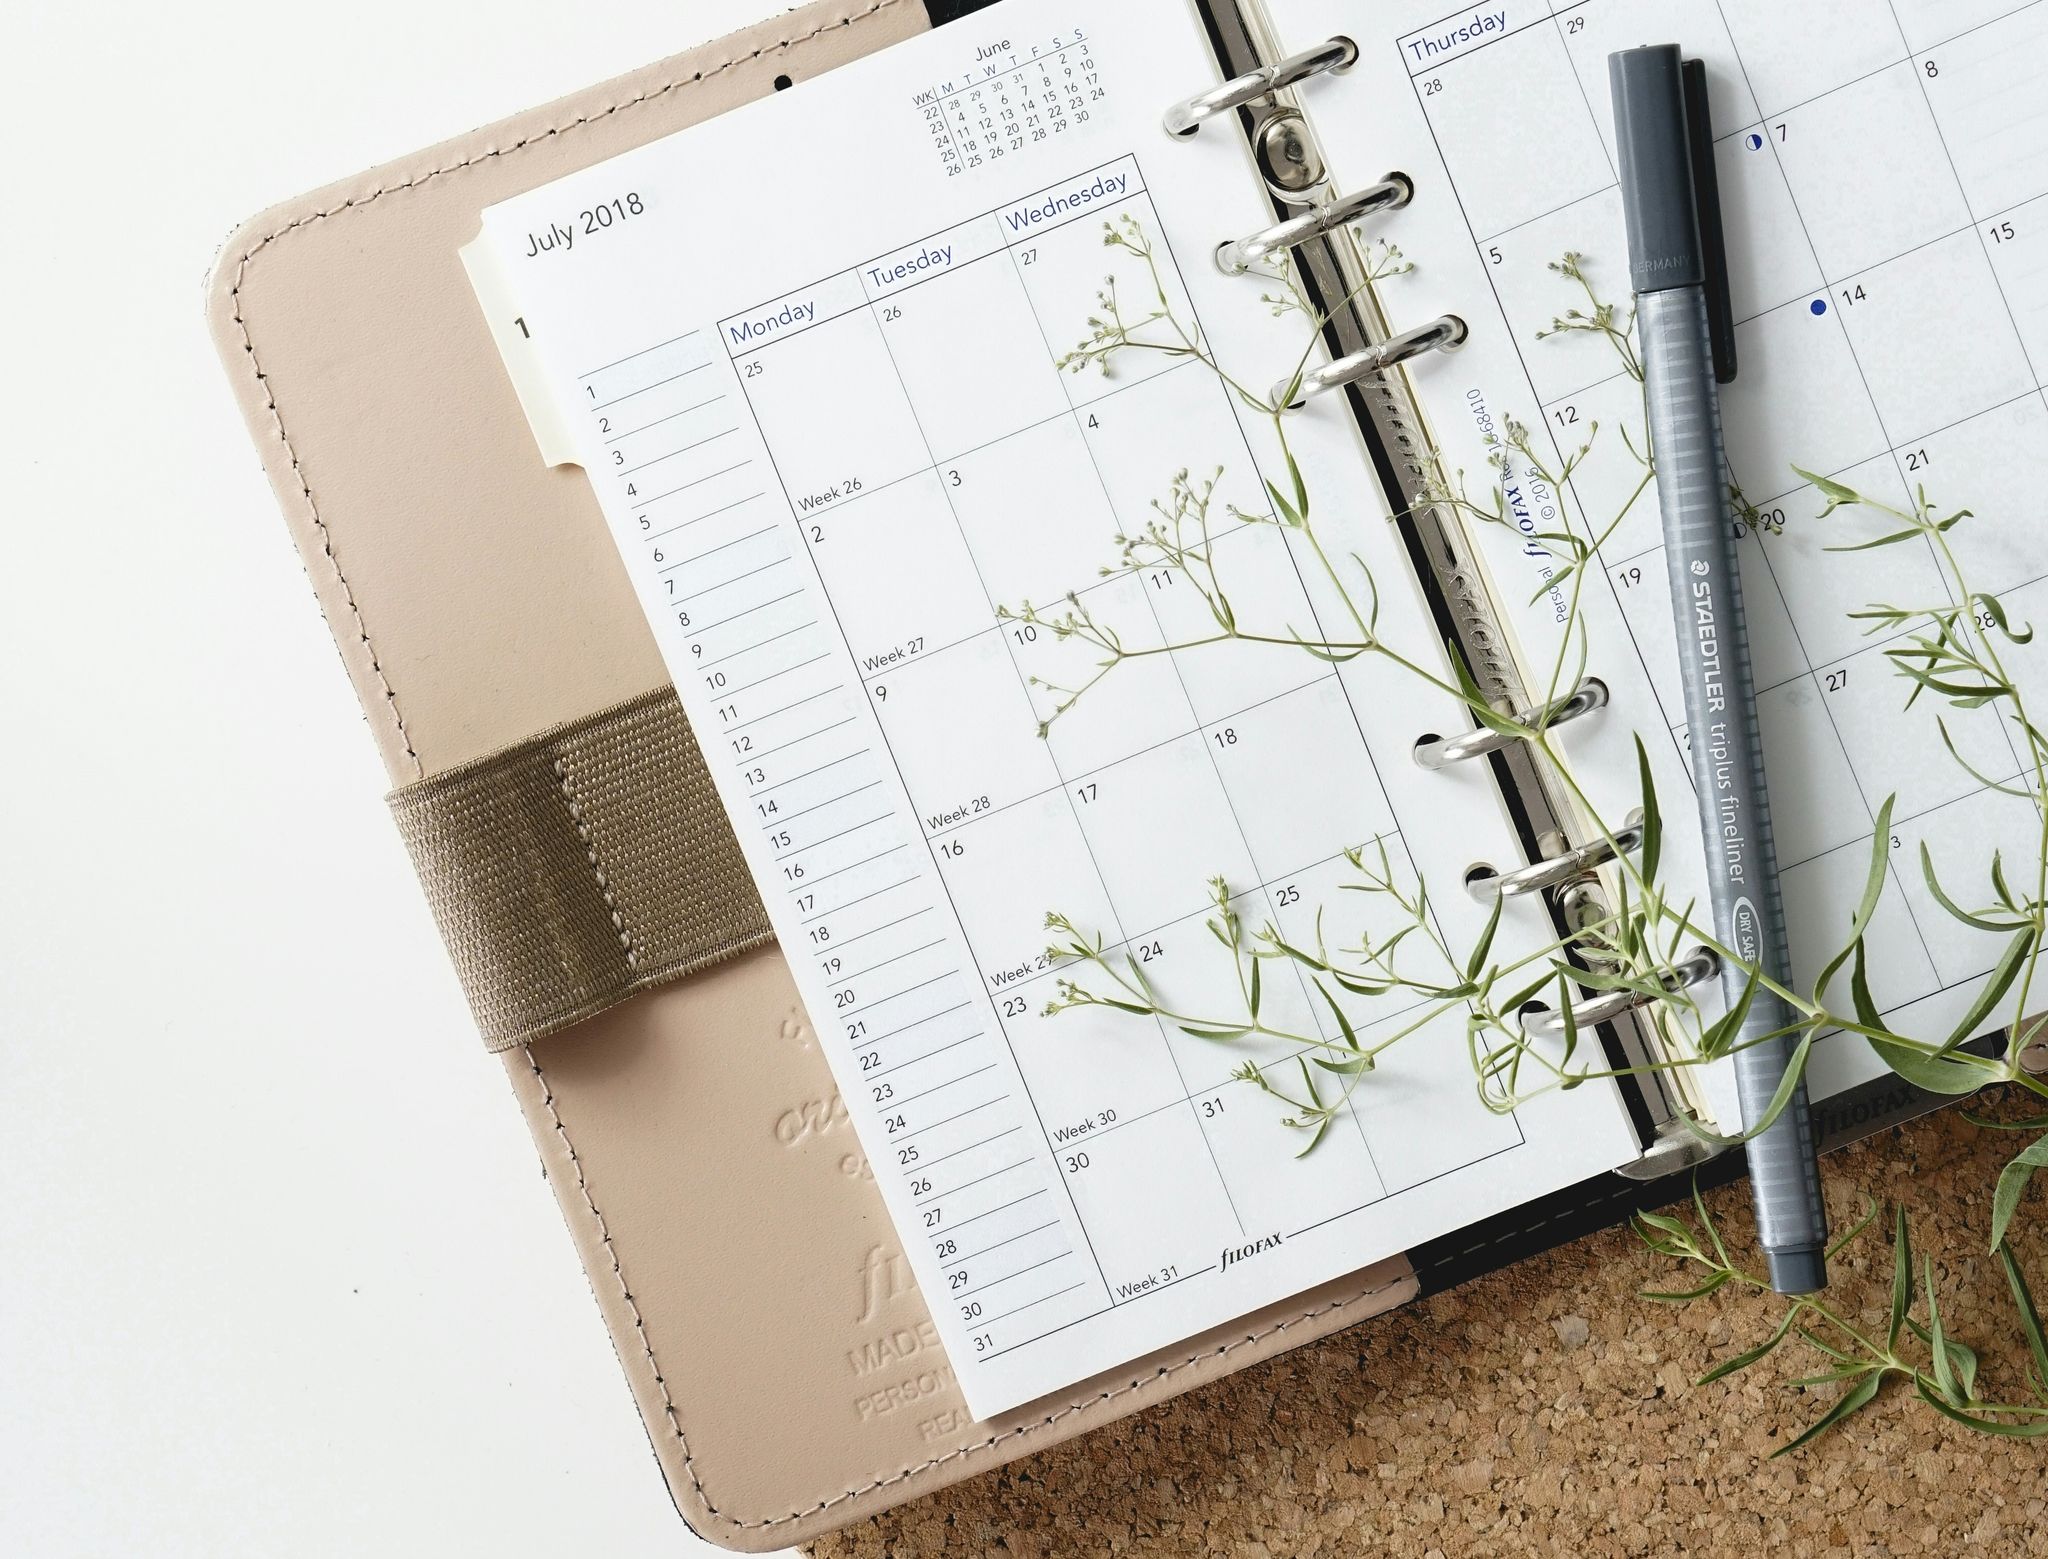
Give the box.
[206,1,1419,1546]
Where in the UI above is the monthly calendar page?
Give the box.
[475,0,1639,1416]
[1266,0,2048,1121]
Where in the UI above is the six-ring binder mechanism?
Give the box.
[1160,33,1718,1175]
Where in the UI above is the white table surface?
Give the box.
[0,3,804,1553]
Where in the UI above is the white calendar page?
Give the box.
[473,0,1640,1417]
[1263,0,2048,1122]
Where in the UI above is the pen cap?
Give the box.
[1609,44,1705,293]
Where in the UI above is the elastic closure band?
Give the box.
[388,687,772,1051]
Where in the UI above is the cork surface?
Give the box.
[807,1104,2047,1557]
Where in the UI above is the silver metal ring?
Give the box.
[1162,37,1358,136]
[1216,175,1413,274]
[1274,315,1467,408]
[1466,810,1646,902]
[1413,678,1608,770]
[1522,947,1720,1040]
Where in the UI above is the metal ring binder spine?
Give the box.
[1168,11,1697,1151]
[1216,174,1413,273]
[1412,677,1608,769]
[1522,948,1720,1040]
[1162,36,1357,136]
[1464,810,1647,902]
[1273,315,1467,409]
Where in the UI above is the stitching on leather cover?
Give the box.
[521,1046,709,1495]
[550,756,641,970]
[737,1273,1412,1530]
[227,0,1427,1535]
[226,270,423,779]
[532,1021,1411,1530]
[225,1,896,259]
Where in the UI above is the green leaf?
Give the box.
[2000,1243,2048,1398]
[1642,1269,1733,1303]
[1960,1109,2048,1133]
[1866,1042,1989,1096]
[1889,664,2005,705]
[1792,466,1858,500]
[1857,941,1986,1095]
[1953,1339,1981,1405]
[1179,1024,1252,1043]
[1910,1306,1979,1406]
[1288,629,1366,664]
[1769,1371,1882,1457]
[1795,1326,1858,1365]
[1697,963,1761,1061]
[1993,850,2023,914]
[1991,1133,2048,1252]
[1499,970,1554,1017]
[1248,955,1263,1021]
[1911,1377,2048,1437]
[1824,524,1927,553]
[1938,928,2034,1053]
[1286,445,1309,521]
[1676,1029,1816,1146]
[1465,891,1503,982]
[1316,980,1359,1051]
[1097,997,1154,1016]
[1554,964,1581,1069]
[1313,1054,1374,1077]
[1925,1254,1958,1404]
[1264,478,1302,529]
[1264,934,1329,973]
[1696,1307,1797,1385]
[1443,638,1523,737]
[1635,736,1662,885]
[1814,798,1895,1003]
[1889,1206,1912,1351]
[1293,1113,1333,1158]
[1694,1177,1731,1269]
[1971,591,2033,645]
[1633,1208,1694,1243]
[1827,1197,1881,1259]
[1793,466,1862,514]
[1919,843,2028,933]
[1298,1056,1324,1106]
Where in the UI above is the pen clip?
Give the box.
[1682,58,1738,384]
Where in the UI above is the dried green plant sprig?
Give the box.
[1634,1189,2048,1449]
[1024,222,2048,1443]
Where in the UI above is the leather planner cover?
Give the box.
[206,2,1418,1547]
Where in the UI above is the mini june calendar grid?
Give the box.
[475,0,1645,1416]
[1268,0,2048,1126]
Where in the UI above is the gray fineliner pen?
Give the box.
[1609,44,1829,1293]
